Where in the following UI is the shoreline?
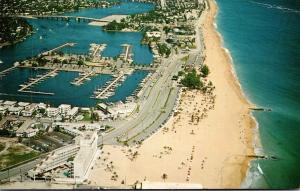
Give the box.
[206,0,258,186]
[86,0,256,188]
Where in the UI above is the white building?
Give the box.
[8,106,23,115]
[0,106,8,115]
[3,101,16,107]
[24,128,39,137]
[28,131,98,184]
[146,31,161,38]
[22,104,38,117]
[18,102,30,108]
[58,104,71,116]
[73,131,98,182]
[66,107,79,120]
[28,144,80,179]
[37,103,47,110]
[46,107,59,117]
[108,101,137,119]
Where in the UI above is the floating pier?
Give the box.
[92,73,125,99]
[39,42,76,56]
[120,44,133,63]
[71,71,95,86]
[0,66,18,78]
[89,43,106,62]
[18,69,59,95]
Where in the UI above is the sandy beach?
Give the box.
[88,0,255,188]
[89,15,128,26]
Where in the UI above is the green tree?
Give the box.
[181,69,203,89]
[201,64,210,77]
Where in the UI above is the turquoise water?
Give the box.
[0,2,154,106]
[216,0,300,188]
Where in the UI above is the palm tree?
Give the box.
[162,173,168,182]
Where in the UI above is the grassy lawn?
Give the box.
[0,145,39,169]
[83,113,92,121]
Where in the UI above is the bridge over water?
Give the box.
[12,15,111,23]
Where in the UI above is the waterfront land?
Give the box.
[87,0,255,188]
[0,0,256,189]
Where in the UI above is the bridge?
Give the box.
[15,15,111,23]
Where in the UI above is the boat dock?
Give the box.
[40,42,76,56]
[89,43,106,62]
[120,44,133,63]
[71,71,95,86]
[92,73,126,99]
[18,69,59,95]
[0,66,18,78]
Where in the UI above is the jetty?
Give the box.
[120,44,133,63]
[93,73,125,99]
[40,42,76,56]
[18,69,59,95]
[71,71,95,86]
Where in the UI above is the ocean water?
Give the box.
[216,0,300,188]
[0,2,154,106]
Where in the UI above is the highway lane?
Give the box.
[0,159,41,181]
[99,52,183,145]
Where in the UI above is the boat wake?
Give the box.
[250,1,300,14]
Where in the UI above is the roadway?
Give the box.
[98,52,183,145]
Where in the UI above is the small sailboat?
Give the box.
[39,36,43,40]
[257,163,264,175]
[0,60,3,64]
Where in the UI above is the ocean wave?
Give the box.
[250,1,300,14]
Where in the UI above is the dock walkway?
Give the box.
[0,66,17,78]
[93,73,124,99]
[18,69,59,95]
[71,71,95,86]
[40,43,76,56]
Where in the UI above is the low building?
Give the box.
[0,106,8,115]
[108,101,137,119]
[59,104,71,116]
[66,107,79,120]
[37,103,47,110]
[18,102,30,108]
[8,106,23,115]
[22,104,38,117]
[53,122,83,136]
[3,101,17,107]
[146,31,161,38]
[46,107,59,117]
[23,128,39,137]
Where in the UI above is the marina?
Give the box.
[0,2,155,107]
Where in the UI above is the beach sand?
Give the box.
[89,15,128,26]
[88,0,255,188]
